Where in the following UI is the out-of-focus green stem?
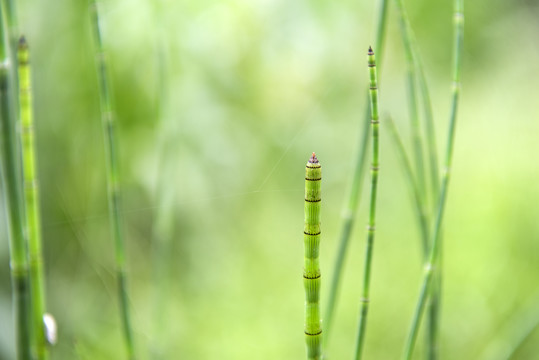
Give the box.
[385,116,429,254]
[18,36,49,360]
[0,3,31,359]
[88,1,136,359]
[393,0,425,209]
[402,1,464,358]
[323,0,388,347]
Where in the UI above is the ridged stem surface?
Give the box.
[402,1,464,359]
[323,0,388,345]
[304,153,322,360]
[89,2,135,359]
[0,3,30,359]
[353,47,380,360]
[17,37,49,360]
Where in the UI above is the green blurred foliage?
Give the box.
[1,0,539,359]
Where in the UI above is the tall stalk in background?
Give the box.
[402,1,464,358]
[323,0,388,345]
[89,2,136,359]
[0,3,30,360]
[353,47,380,360]
[17,36,49,360]
[393,0,426,209]
[392,1,442,357]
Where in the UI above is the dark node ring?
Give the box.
[368,63,376,67]
[305,198,321,203]
[371,120,380,124]
[370,86,378,90]
[303,274,321,280]
[304,231,321,236]
[305,177,322,181]
[305,330,323,336]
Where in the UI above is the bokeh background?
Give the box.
[1,0,539,359]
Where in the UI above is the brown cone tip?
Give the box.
[309,152,319,164]
[368,46,374,55]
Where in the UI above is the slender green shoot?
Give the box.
[392,1,442,357]
[17,36,49,360]
[304,153,322,360]
[323,0,388,345]
[402,1,464,358]
[385,116,428,254]
[0,3,31,359]
[89,1,136,359]
[353,47,380,360]
[393,0,426,208]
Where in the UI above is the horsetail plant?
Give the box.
[353,47,380,360]
[17,36,50,360]
[89,2,136,359]
[0,4,31,360]
[324,0,388,345]
[304,153,322,360]
[402,1,464,358]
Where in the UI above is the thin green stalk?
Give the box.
[17,36,49,360]
[323,0,388,345]
[393,0,426,207]
[385,116,428,254]
[304,153,322,360]
[402,1,464,359]
[392,1,442,357]
[0,3,31,359]
[353,47,380,360]
[89,2,136,359]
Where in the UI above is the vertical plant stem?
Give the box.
[17,36,49,360]
[402,1,464,359]
[89,2,136,359]
[392,1,442,357]
[304,153,322,360]
[323,0,388,345]
[393,0,426,207]
[353,47,380,360]
[0,3,31,360]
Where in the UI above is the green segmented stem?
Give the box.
[402,1,464,359]
[0,3,31,360]
[17,36,49,360]
[304,153,322,360]
[89,1,136,359]
[353,47,380,360]
[324,0,388,345]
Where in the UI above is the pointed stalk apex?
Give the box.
[309,152,319,164]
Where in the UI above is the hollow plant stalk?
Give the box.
[402,1,464,359]
[0,3,31,359]
[323,0,388,345]
[89,1,136,359]
[304,153,322,360]
[353,47,380,360]
[17,36,49,360]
